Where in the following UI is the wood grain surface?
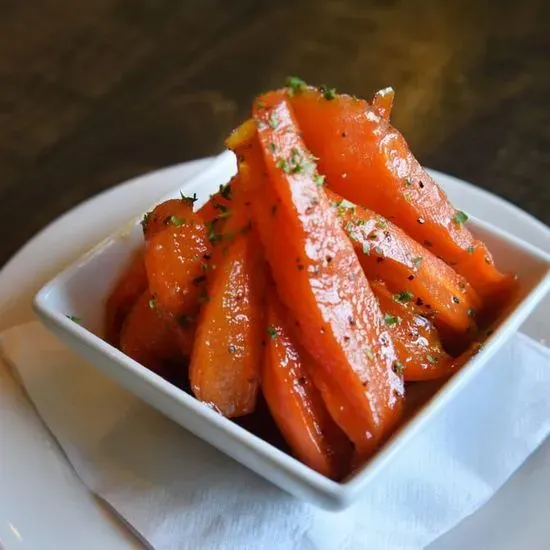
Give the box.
[0,0,549,265]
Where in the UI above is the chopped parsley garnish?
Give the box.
[365,346,374,360]
[141,211,151,228]
[412,256,423,269]
[148,298,156,310]
[314,173,326,186]
[374,246,384,256]
[362,242,371,254]
[286,76,307,96]
[384,314,402,327]
[394,290,414,303]
[206,220,222,244]
[276,157,290,173]
[452,210,469,226]
[268,142,276,153]
[268,111,279,129]
[467,308,476,318]
[228,344,236,354]
[467,245,475,255]
[392,361,404,375]
[180,191,198,204]
[339,198,355,210]
[322,87,337,100]
[267,325,278,339]
[375,218,388,229]
[167,215,185,226]
[404,178,413,186]
[219,183,232,200]
[256,100,266,109]
[426,354,439,364]
[66,315,81,324]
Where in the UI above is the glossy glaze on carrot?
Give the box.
[263,292,352,479]
[144,209,211,322]
[249,92,403,456]
[369,280,454,382]
[288,87,513,303]
[105,249,148,346]
[120,290,184,375]
[189,203,266,418]
[325,189,481,338]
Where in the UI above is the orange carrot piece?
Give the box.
[326,189,481,337]
[369,280,454,382]
[104,249,148,346]
[288,87,513,303]
[197,176,235,225]
[263,292,352,479]
[249,92,403,456]
[142,197,196,240]
[145,210,211,322]
[120,291,185,376]
[189,204,265,418]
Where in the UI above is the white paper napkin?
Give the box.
[1,322,549,550]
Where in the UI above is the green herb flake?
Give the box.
[452,210,469,226]
[268,142,276,153]
[392,361,404,376]
[384,314,402,327]
[467,308,476,318]
[426,354,439,364]
[276,157,290,173]
[168,215,185,226]
[374,246,384,256]
[362,242,371,254]
[404,178,413,186]
[267,325,278,339]
[256,100,266,109]
[323,87,337,100]
[412,256,423,269]
[467,245,475,255]
[180,191,198,204]
[394,290,414,303]
[268,111,279,129]
[148,298,156,310]
[219,183,232,201]
[66,315,81,324]
[285,76,307,96]
[314,173,326,187]
[228,344,237,354]
[141,211,151,228]
[375,218,388,229]
[365,346,374,360]
[206,221,222,244]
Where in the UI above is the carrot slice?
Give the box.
[369,280,454,381]
[263,291,352,479]
[104,249,148,346]
[288,87,513,303]
[197,176,235,225]
[142,197,196,240]
[326,189,481,338]
[249,93,403,456]
[120,291,185,376]
[189,204,265,418]
[145,210,211,322]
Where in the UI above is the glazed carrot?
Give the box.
[197,176,235,225]
[189,203,265,418]
[263,292,352,479]
[145,209,211,322]
[249,93,403,456]
[105,248,148,346]
[120,291,185,376]
[326,189,481,337]
[369,280,454,381]
[142,197,196,240]
[287,87,513,303]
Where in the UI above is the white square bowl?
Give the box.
[33,151,550,510]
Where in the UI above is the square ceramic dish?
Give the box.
[33,151,550,510]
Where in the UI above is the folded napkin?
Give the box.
[1,322,549,550]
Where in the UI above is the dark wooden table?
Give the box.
[1,0,549,266]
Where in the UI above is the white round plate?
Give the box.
[0,159,548,550]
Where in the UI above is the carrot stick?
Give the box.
[248,92,403,457]
[369,280,454,381]
[104,248,148,346]
[189,203,266,418]
[263,291,352,479]
[142,197,196,240]
[287,87,514,304]
[325,189,481,338]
